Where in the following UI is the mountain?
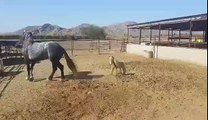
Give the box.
[4,22,153,39]
[103,21,137,39]
[66,23,95,36]
[10,23,67,36]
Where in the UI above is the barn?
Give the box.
[126,13,207,66]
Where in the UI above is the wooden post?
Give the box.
[139,28,142,44]
[150,28,152,43]
[98,39,100,55]
[167,29,170,42]
[189,20,192,48]
[5,46,7,59]
[127,28,129,43]
[158,24,161,43]
[171,29,173,46]
[108,39,111,50]
[179,30,181,45]
[203,31,205,42]
[0,44,2,58]
[153,37,156,58]
[71,38,74,56]
[0,58,3,74]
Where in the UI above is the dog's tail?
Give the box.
[63,50,78,76]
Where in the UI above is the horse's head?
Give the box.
[15,31,35,49]
[20,31,34,46]
[24,32,34,42]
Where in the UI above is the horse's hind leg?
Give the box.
[57,61,65,80]
[48,61,58,80]
[26,62,31,80]
[30,61,35,81]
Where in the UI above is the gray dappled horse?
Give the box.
[21,32,77,81]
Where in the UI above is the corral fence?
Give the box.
[0,39,124,74]
[0,39,124,59]
[54,39,124,55]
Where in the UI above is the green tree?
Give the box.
[81,25,106,39]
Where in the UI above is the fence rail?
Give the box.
[0,39,124,59]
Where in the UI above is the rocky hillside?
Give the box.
[3,21,182,39]
[66,23,95,36]
[11,23,67,36]
[103,21,137,39]
[4,22,162,39]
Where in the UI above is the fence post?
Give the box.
[153,37,156,58]
[71,38,74,56]
[98,39,100,55]
[108,39,111,50]
[0,58,3,74]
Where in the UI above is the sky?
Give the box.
[0,0,207,32]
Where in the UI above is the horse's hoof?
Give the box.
[60,77,65,81]
[29,79,33,82]
[73,73,78,78]
[47,78,52,81]
[29,77,34,81]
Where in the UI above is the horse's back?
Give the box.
[28,42,64,61]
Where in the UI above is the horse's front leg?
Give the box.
[29,61,35,81]
[26,62,31,80]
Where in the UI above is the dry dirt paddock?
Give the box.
[0,51,207,120]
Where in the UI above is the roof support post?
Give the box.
[139,28,142,44]
[168,29,170,42]
[167,28,171,46]
[179,30,181,45]
[126,27,129,43]
[158,24,161,43]
[171,29,174,46]
[189,20,192,48]
[203,31,205,42]
[205,30,207,42]
[71,38,74,56]
[150,28,152,43]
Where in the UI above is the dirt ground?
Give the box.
[0,51,207,120]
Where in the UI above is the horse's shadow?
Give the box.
[65,71,104,80]
[124,73,135,75]
[3,58,25,66]
[3,58,40,66]
[33,71,104,82]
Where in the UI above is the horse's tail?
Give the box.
[63,50,78,76]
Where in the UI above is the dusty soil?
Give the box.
[0,51,207,120]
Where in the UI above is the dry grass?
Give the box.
[0,52,207,120]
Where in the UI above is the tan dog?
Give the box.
[109,56,126,75]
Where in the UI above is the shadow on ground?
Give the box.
[33,71,104,82]
[3,58,25,66]
[0,64,25,98]
[65,71,104,80]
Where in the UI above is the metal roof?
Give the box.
[127,13,207,31]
